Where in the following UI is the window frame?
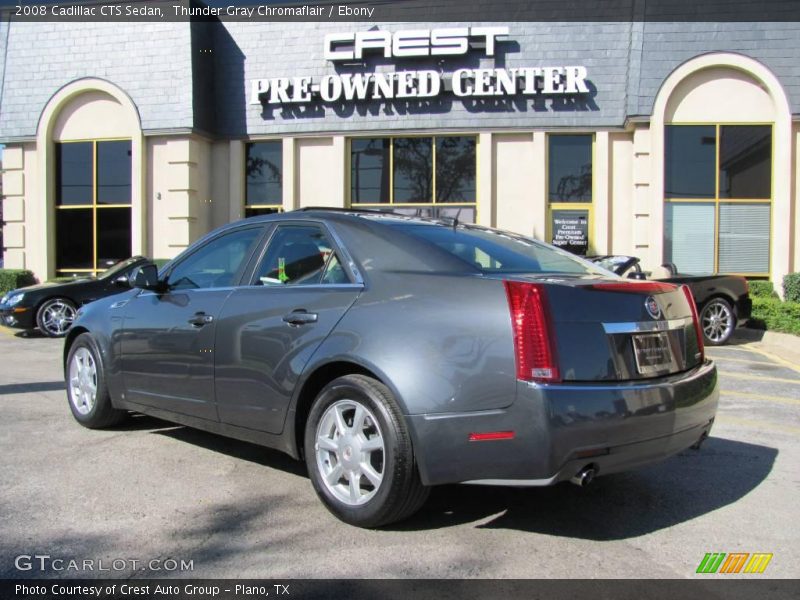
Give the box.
[244,139,284,218]
[545,133,595,256]
[159,224,269,291]
[346,134,478,220]
[54,138,133,275]
[243,220,363,288]
[664,122,773,277]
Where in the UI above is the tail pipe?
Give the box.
[691,431,709,450]
[570,465,596,488]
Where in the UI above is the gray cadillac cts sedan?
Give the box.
[64,209,718,527]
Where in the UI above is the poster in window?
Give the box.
[551,209,589,256]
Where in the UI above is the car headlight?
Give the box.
[6,293,24,307]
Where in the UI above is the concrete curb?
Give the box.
[734,328,800,367]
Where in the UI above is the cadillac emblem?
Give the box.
[645,296,662,320]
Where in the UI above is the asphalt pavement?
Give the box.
[0,326,798,579]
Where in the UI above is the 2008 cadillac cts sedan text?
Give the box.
[63,209,718,527]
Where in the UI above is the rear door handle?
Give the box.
[282,310,318,326]
[188,312,214,327]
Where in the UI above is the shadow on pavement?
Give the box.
[14,330,48,339]
[153,425,308,478]
[391,436,776,539]
[113,412,180,432]
[0,381,64,395]
[134,422,776,539]
[729,328,766,345]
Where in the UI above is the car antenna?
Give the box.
[452,208,462,230]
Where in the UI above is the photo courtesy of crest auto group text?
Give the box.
[0,0,798,598]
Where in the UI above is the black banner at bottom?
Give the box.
[2,579,798,600]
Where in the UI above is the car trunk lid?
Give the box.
[502,275,704,383]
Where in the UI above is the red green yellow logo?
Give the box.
[696,552,773,574]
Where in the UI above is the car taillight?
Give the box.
[504,281,560,383]
[681,285,705,362]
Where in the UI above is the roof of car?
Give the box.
[235,207,460,229]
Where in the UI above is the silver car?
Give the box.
[63,209,718,527]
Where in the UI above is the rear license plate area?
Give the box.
[632,332,674,375]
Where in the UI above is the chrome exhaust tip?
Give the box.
[570,466,595,487]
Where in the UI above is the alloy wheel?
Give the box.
[315,399,386,506]
[41,300,76,336]
[701,300,734,344]
[69,347,98,415]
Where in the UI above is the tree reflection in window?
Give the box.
[548,135,593,203]
[436,137,476,203]
[349,136,477,221]
[246,142,282,214]
[393,137,433,203]
[719,125,771,199]
[351,138,390,204]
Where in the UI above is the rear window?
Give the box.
[388,223,608,276]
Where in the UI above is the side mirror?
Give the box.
[131,263,162,291]
[113,274,131,288]
[627,271,647,280]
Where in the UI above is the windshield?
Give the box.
[388,223,612,276]
[98,257,140,280]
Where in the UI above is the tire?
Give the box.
[304,374,430,528]
[36,297,77,338]
[700,297,736,346]
[66,333,127,428]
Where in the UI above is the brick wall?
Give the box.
[0,21,194,139]
[634,21,800,116]
[213,21,632,137]
[1,15,799,140]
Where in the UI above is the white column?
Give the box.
[476,132,493,227]
[282,137,296,211]
[1,146,28,270]
[593,131,610,254]
[531,131,547,241]
[229,140,245,221]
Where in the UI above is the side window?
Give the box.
[320,253,349,285]
[254,225,350,286]
[167,227,263,290]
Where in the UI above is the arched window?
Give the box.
[37,80,142,279]
[55,138,132,274]
[664,122,771,275]
[651,56,792,282]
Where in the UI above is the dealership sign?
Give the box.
[249,27,590,105]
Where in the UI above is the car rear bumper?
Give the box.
[735,295,752,325]
[408,360,718,486]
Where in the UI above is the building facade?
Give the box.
[1,12,799,290]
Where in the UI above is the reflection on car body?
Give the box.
[589,255,752,345]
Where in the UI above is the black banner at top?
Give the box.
[1,0,800,22]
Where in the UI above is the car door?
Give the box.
[214,222,363,433]
[120,225,266,421]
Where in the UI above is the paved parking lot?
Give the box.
[0,326,798,579]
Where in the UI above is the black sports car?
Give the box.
[589,255,752,346]
[0,256,148,337]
